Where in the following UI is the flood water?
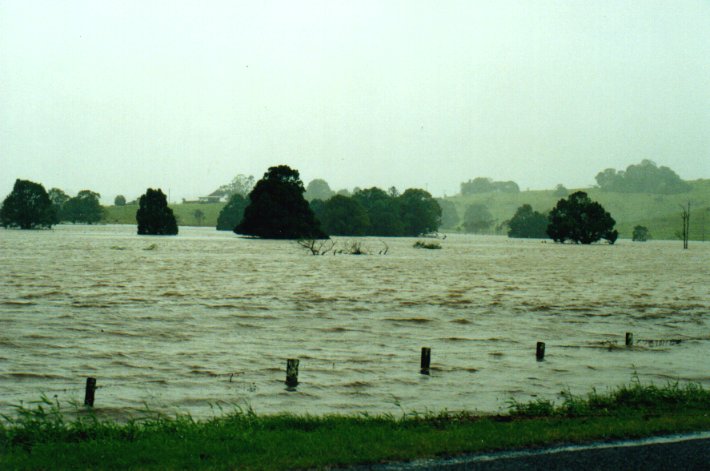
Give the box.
[1,225,708,418]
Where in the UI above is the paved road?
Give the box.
[356,432,710,470]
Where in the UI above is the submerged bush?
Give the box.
[413,241,441,249]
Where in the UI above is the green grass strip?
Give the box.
[2,381,709,470]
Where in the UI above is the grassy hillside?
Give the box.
[102,180,710,240]
[444,179,710,241]
[103,202,225,227]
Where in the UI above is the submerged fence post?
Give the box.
[84,377,96,406]
[626,332,633,347]
[285,359,299,388]
[420,347,431,375]
[536,342,545,361]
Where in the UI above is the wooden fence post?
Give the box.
[536,342,545,361]
[420,347,431,375]
[285,359,299,388]
[84,377,96,406]
[625,332,633,347]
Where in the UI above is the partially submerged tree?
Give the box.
[136,188,178,235]
[508,204,549,238]
[320,195,369,235]
[62,190,103,224]
[216,193,248,231]
[462,203,494,233]
[312,186,442,237]
[547,191,617,244]
[352,187,404,236]
[0,179,56,229]
[678,202,690,249]
[235,165,327,239]
[398,188,441,236]
[48,188,70,220]
[632,225,650,242]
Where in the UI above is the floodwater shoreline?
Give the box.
[1,382,709,470]
[1,225,708,418]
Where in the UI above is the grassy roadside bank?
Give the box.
[2,382,709,470]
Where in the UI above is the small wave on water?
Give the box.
[2,372,67,380]
[1,300,37,306]
[384,317,432,324]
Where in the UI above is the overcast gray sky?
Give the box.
[1,0,709,203]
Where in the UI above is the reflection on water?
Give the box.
[0,225,708,417]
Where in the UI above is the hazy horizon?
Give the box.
[2,1,709,203]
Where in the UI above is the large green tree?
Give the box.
[353,187,403,236]
[547,191,617,244]
[136,188,178,235]
[508,204,549,239]
[0,179,56,229]
[398,188,441,236]
[62,190,103,224]
[462,203,494,233]
[235,165,326,239]
[216,193,248,231]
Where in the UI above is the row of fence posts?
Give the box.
[82,332,637,407]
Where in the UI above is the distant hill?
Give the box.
[443,179,710,241]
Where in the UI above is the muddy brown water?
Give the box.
[1,225,708,418]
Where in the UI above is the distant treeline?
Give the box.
[460,178,520,195]
[309,187,441,237]
[594,159,690,194]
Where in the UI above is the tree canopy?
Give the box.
[235,165,327,239]
[553,184,569,197]
[632,225,650,242]
[0,179,56,229]
[462,203,494,233]
[216,193,248,231]
[437,199,459,229]
[547,191,617,244]
[595,160,690,194]
[460,177,520,195]
[136,188,178,235]
[114,195,127,206]
[213,174,256,199]
[508,204,549,238]
[398,188,441,236]
[318,195,369,236]
[62,190,103,224]
[352,187,403,236]
[307,186,443,237]
[304,179,335,202]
